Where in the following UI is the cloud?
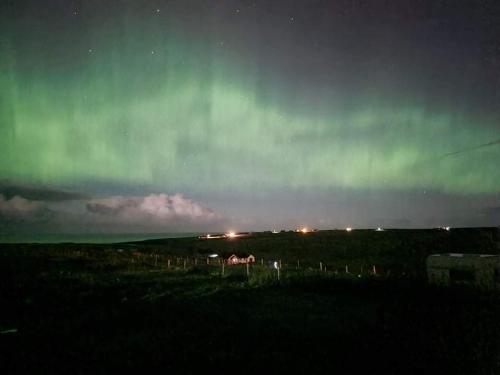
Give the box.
[0,195,44,217]
[86,193,219,225]
[0,182,84,230]
[0,190,223,233]
[0,195,56,230]
[0,182,86,201]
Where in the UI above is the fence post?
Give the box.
[261,258,264,266]
[345,265,349,273]
[167,259,171,268]
[277,265,280,281]
[246,263,250,277]
[183,259,186,270]
[372,265,377,275]
[297,259,300,269]
[320,262,323,271]
[222,262,225,276]
[155,254,158,267]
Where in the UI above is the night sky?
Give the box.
[1,0,500,234]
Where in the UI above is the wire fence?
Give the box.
[108,252,411,280]
[31,247,416,280]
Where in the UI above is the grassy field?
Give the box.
[0,228,499,374]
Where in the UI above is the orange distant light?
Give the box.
[301,227,308,233]
[226,231,237,238]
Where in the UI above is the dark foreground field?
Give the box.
[1,228,499,374]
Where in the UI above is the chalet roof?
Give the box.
[226,253,253,259]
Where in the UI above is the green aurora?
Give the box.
[1,1,499,205]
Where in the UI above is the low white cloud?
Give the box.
[0,190,223,233]
[86,193,219,225]
[0,195,45,217]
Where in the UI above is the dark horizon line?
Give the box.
[1,226,498,245]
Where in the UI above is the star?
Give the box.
[289,17,295,23]
[236,9,240,13]
[156,9,160,13]
[88,49,93,53]
[151,50,155,55]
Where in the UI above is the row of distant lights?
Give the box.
[346,226,451,232]
[346,227,383,232]
[206,226,451,239]
[205,232,237,239]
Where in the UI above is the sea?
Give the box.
[0,233,202,244]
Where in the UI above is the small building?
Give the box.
[226,254,256,265]
[427,253,500,290]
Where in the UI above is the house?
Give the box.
[226,254,256,265]
[426,253,500,290]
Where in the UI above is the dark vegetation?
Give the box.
[0,228,499,374]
